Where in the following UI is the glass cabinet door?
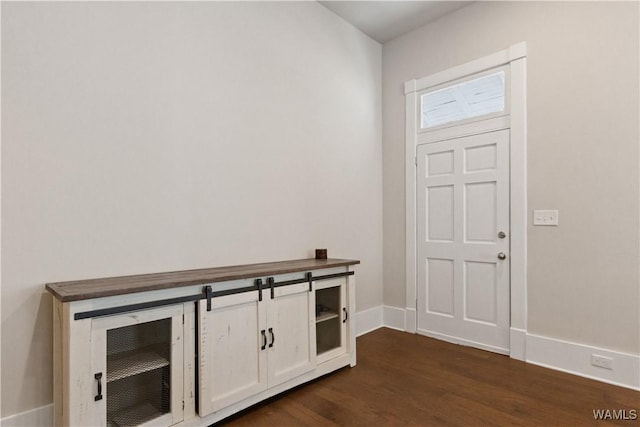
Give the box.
[315,279,348,364]
[91,305,184,427]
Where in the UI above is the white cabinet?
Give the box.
[198,280,315,417]
[48,258,358,427]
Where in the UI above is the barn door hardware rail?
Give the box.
[74,291,209,320]
[267,271,354,289]
[74,271,353,319]
[258,271,355,300]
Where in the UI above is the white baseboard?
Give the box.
[382,305,405,331]
[371,304,640,391]
[355,305,383,336]
[1,403,52,427]
[526,333,640,391]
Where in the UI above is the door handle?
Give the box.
[94,372,103,401]
[343,307,348,323]
[268,327,275,348]
[261,330,267,350]
[498,252,507,260]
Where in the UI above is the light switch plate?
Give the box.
[533,210,558,226]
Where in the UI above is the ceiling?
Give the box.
[319,1,472,43]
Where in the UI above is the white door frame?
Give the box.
[405,42,527,360]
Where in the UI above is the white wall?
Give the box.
[383,1,639,354]
[1,2,382,417]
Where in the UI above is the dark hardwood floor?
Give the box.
[217,328,639,426]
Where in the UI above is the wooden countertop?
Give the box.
[46,258,360,302]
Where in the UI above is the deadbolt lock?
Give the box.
[498,231,506,239]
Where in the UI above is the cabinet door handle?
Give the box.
[94,372,103,401]
[260,330,267,350]
[343,307,348,323]
[268,327,275,348]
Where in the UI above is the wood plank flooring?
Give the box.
[216,328,639,426]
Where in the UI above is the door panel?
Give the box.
[464,261,497,324]
[91,305,184,427]
[198,292,267,415]
[465,143,497,172]
[427,150,454,176]
[465,182,496,242]
[427,185,454,241]
[417,129,510,352]
[267,283,315,387]
[315,279,348,364]
[426,258,454,316]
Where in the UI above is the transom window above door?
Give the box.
[420,71,506,129]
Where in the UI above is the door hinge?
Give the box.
[182,401,185,411]
[182,314,184,324]
[415,299,418,310]
[415,156,417,167]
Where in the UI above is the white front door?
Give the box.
[416,129,510,353]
